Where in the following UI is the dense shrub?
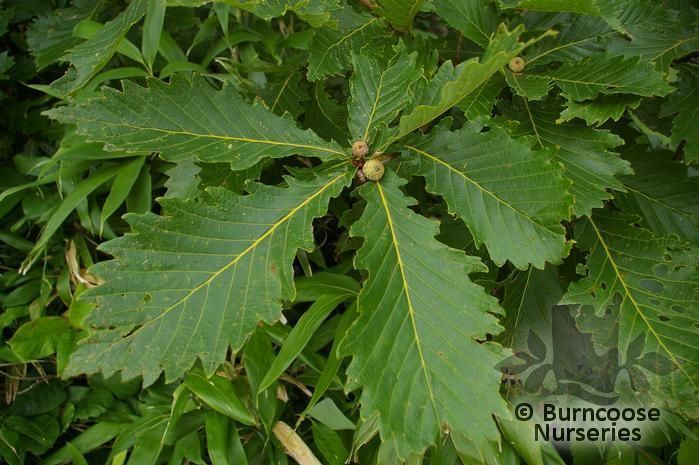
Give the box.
[0,0,697,464]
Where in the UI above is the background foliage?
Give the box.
[0,0,698,464]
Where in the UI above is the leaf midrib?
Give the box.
[313,85,349,139]
[315,17,380,71]
[405,144,560,235]
[101,171,349,343]
[406,0,423,27]
[622,183,694,219]
[390,56,505,147]
[271,74,294,112]
[363,69,386,142]
[652,36,699,61]
[79,119,346,156]
[376,182,440,421]
[523,100,622,189]
[507,268,533,349]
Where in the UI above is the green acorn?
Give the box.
[352,140,369,158]
[363,159,385,182]
[508,56,525,73]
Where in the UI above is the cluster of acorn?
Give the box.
[351,140,384,182]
